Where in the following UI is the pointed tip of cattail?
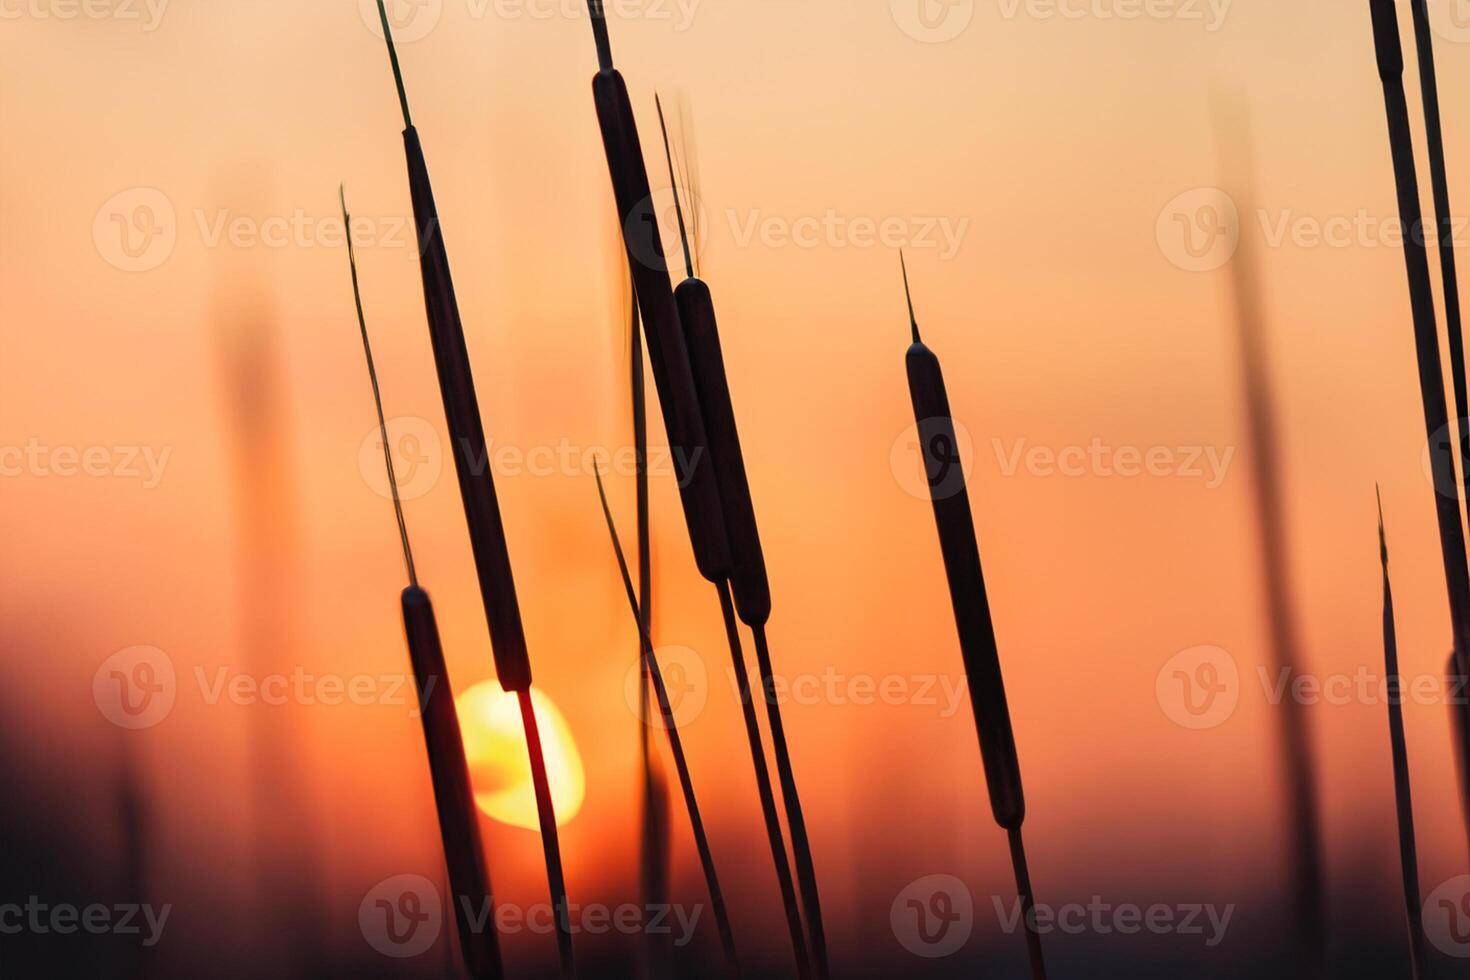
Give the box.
[654,91,696,281]
[1377,483,1389,569]
[592,462,638,606]
[586,0,614,71]
[900,251,921,344]
[343,186,418,587]
[375,0,413,129]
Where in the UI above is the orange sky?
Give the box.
[6,0,1470,973]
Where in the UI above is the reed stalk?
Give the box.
[576,9,815,973]
[1452,649,1470,858]
[1366,0,1470,649]
[371,3,573,970]
[630,277,674,978]
[1367,0,1470,858]
[581,0,730,583]
[343,187,503,980]
[1214,95,1326,970]
[900,254,1045,980]
[655,95,829,978]
[594,467,741,973]
[1378,489,1428,979]
[1408,0,1470,480]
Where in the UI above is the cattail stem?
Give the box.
[1214,100,1327,968]
[583,12,731,585]
[716,583,810,978]
[751,624,828,978]
[520,688,576,974]
[371,6,572,970]
[1380,491,1428,979]
[900,255,1045,980]
[116,744,148,980]
[1367,0,1470,650]
[1408,0,1470,473]
[595,467,741,973]
[651,98,829,971]
[1367,0,1470,857]
[343,186,503,980]
[1006,826,1046,980]
[632,280,673,977]
[1450,651,1470,857]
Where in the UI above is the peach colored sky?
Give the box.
[6,0,1470,971]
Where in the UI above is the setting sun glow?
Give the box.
[456,682,586,831]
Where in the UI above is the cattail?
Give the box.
[628,273,674,978]
[115,740,148,980]
[654,95,829,978]
[581,0,730,584]
[1367,0,1470,852]
[212,263,328,975]
[1450,651,1470,856]
[342,187,503,980]
[1378,489,1428,979]
[900,255,1045,980]
[576,8,812,973]
[1408,0,1470,471]
[593,466,740,973]
[1366,0,1470,645]
[370,3,574,970]
[1215,93,1326,970]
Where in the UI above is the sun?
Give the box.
[456,682,586,831]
